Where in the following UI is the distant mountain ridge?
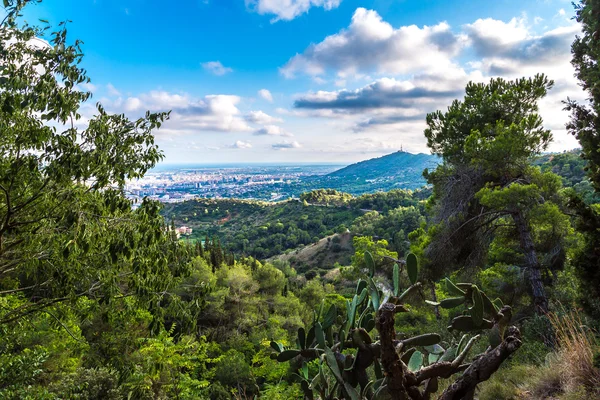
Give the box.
[328,151,439,180]
[303,151,439,194]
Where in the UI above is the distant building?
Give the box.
[175,226,193,236]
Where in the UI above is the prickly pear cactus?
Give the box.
[269,253,522,400]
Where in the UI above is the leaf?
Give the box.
[445,278,466,296]
[425,300,441,306]
[322,304,337,329]
[439,346,457,362]
[406,253,418,285]
[481,292,497,315]
[356,279,367,295]
[277,349,300,362]
[492,297,504,311]
[471,286,484,327]
[325,347,361,400]
[407,350,423,372]
[393,263,400,297]
[298,327,306,349]
[357,288,368,306]
[401,347,416,364]
[301,361,309,380]
[315,322,326,349]
[270,341,283,353]
[373,359,383,380]
[368,277,380,312]
[440,297,466,309]
[428,352,441,364]
[306,326,315,348]
[424,344,445,354]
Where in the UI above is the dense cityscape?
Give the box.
[125,164,344,203]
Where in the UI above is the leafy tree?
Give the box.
[565,0,600,317]
[421,75,568,314]
[0,1,191,327]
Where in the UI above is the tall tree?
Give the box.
[421,75,566,314]
[564,0,600,317]
[0,0,190,325]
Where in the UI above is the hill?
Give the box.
[269,231,355,277]
[304,151,439,194]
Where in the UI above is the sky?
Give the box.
[22,0,586,164]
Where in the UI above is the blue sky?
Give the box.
[24,0,584,163]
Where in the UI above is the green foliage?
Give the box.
[565,0,600,319]
[270,253,521,399]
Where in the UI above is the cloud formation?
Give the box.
[281,8,464,78]
[294,77,463,110]
[253,125,293,136]
[231,140,253,149]
[244,110,283,124]
[272,140,301,149]
[258,89,273,102]
[246,0,342,22]
[202,61,233,76]
[114,91,253,133]
[284,9,583,146]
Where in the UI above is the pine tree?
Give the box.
[565,0,600,317]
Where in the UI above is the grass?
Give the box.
[477,309,599,400]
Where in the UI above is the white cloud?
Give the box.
[253,124,293,136]
[124,97,142,112]
[281,10,584,154]
[246,0,342,22]
[202,61,233,76]
[106,83,121,96]
[231,140,253,149]
[258,89,273,102]
[79,82,97,92]
[281,8,465,78]
[108,91,253,133]
[272,140,301,149]
[245,110,283,124]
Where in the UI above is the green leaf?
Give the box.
[306,326,315,348]
[364,250,375,278]
[424,344,445,355]
[406,253,418,285]
[440,297,466,309]
[393,263,400,297]
[439,346,457,362]
[315,322,326,349]
[301,361,309,380]
[270,341,283,353]
[407,350,423,372]
[325,347,360,400]
[471,286,484,327]
[298,327,306,349]
[357,288,368,306]
[428,352,441,364]
[445,278,466,296]
[322,304,337,329]
[356,279,367,295]
[368,277,380,312]
[276,349,300,362]
[492,297,504,311]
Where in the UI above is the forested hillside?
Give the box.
[1,1,600,399]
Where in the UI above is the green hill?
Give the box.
[305,151,439,194]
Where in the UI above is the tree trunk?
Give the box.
[511,210,549,314]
